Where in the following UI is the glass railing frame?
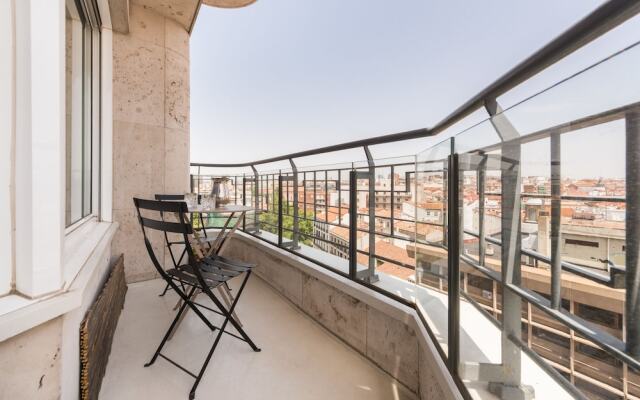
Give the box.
[188,3,640,397]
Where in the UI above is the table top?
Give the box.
[187,204,253,213]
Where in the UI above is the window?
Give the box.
[576,303,622,329]
[65,0,100,227]
[565,238,599,248]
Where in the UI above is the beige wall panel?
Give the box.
[112,5,190,282]
[302,274,367,354]
[0,318,62,400]
[113,33,165,127]
[366,306,419,392]
[165,18,189,58]
[165,50,189,130]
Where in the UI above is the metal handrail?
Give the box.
[463,229,626,288]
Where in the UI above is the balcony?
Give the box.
[2,1,640,400]
[179,6,640,397]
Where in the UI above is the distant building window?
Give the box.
[576,343,621,368]
[467,274,492,292]
[576,303,621,329]
[565,238,599,248]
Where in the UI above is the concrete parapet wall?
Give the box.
[222,233,462,400]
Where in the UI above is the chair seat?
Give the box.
[168,264,231,289]
[202,255,255,272]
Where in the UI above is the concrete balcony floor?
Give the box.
[100,276,416,400]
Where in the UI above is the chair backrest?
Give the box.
[133,198,194,277]
[155,194,202,202]
[155,194,186,201]
[154,194,193,268]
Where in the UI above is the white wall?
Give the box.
[0,0,15,296]
[0,1,117,399]
[14,0,65,297]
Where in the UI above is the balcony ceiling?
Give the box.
[204,0,258,8]
[131,0,200,31]
[123,0,257,33]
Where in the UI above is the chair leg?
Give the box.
[158,283,171,297]
[145,285,197,367]
[222,274,260,352]
[189,271,257,399]
[201,271,261,352]
[168,289,201,341]
[217,285,242,327]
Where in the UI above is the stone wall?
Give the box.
[0,318,62,399]
[222,234,458,400]
[111,4,190,283]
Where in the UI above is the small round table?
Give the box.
[187,204,253,258]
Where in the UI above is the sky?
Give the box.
[190,0,640,178]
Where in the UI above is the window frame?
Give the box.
[65,0,101,232]
[0,0,15,297]
[6,0,108,299]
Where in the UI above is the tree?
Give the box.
[259,197,315,246]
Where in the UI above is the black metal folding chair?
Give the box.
[154,194,218,297]
[133,198,261,400]
[154,193,241,332]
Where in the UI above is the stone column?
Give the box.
[111,4,190,282]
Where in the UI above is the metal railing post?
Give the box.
[364,146,379,283]
[242,173,247,232]
[278,172,283,246]
[626,110,640,358]
[447,151,461,374]
[290,159,300,249]
[198,166,201,196]
[390,165,395,234]
[251,165,260,233]
[313,171,317,218]
[550,132,563,309]
[478,153,487,266]
[349,169,358,279]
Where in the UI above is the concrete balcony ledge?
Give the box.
[0,221,118,342]
[221,232,462,400]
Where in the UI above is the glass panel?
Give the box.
[65,3,93,226]
[451,30,639,398]
[414,138,451,357]
[344,156,418,301]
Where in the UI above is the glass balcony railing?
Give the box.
[189,4,640,399]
